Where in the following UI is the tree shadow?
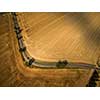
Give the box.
[86,70,99,87]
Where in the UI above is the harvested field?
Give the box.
[18,13,100,64]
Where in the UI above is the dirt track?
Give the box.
[0,12,98,86]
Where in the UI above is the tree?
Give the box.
[56,60,68,68]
